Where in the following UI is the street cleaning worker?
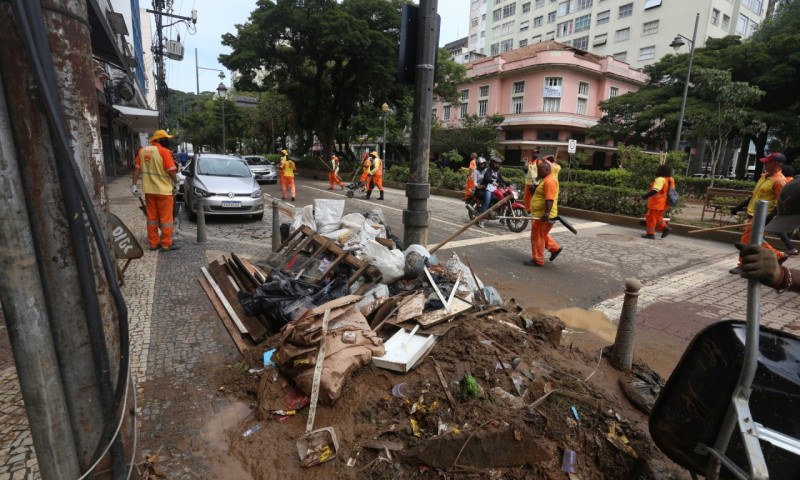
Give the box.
[523,149,539,212]
[277,148,286,196]
[131,129,180,252]
[464,152,478,200]
[641,163,675,239]
[329,153,344,190]
[729,152,788,275]
[359,151,371,186]
[279,149,296,201]
[366,150,384,200]
[525,161,562,266]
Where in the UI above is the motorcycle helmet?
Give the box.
[489,156,503,167]
[476,156,487,168]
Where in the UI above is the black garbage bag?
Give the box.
[310,273,349,306]
[242,270,322,329]
[279,222,291,242]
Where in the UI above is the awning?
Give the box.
[113,105,159,132]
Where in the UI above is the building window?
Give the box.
[612,51,627,62]
[490,43,500,55]
[562,39,572,46]
[548,11,556,23]
[596,10,610,25]
[537,130,559,141]
[576,97,588,115]
[578,81,590,96]
[576,0,593,10]
[471,17,479,27]
[460,102,468,118]
[443,105,451,120]
[615,28,630,42]
[534,16,543,27]
[522,1,531,12]
[642,20,658,36]
[460,89,469,102]
[638,45,656,61]
[479,85,489,97]
[478,99,488,117]
[500,39,514,51]
[493,9,502,21]
[471,0,480,10]
[520,20,530,31]
[431,107,436,119]
[513,81,525,94]
[574,14,591,32]
[610,86,619,98]
[557,20,573,37]
[503,4,516,17]
[618,3,633,18]
[535,0,544,7]
[710,9,720,25]
[593,33,607,45]
[545,30,555,40]
[519,39,528,47]
[736,13,749,35]
[722,14,730,29]
[470,34,478,44]
[511,96,524,114]
[542,98,561,112]
[644,0,662,9]
[557,0,571,16]
[532,34,542,43]
[573,35,589,49]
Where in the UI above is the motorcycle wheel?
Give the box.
[466,203,477,220]
[346,190,354,198]
[507,207,529,233]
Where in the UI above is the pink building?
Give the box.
[433,41,647,168]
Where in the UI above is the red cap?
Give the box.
[759,152,786,164]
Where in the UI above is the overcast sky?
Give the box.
[164,0,469,94]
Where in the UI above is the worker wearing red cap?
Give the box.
[131,129,180,251]
[729,152,788,274]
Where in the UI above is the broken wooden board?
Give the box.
[393,292,425,325]
[207,260,268,343]
[416,297,473,327]
[372,327,436,373]
[198,276,252,354]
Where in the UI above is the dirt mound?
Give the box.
[215,308,689,479]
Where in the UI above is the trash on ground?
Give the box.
[372,325,436,373]
[242,423,262,437]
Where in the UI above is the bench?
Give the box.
[702,187,751,223]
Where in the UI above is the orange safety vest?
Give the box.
[647,176,672,211]
[369,157,383,176]
[136,143,176,195]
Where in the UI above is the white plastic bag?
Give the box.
[362,239,405,284]
[290,205,315,233]
[444,252,484,293]
[314,199,345,234]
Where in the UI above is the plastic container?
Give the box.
[561,449,577,473]
[391,382,410,398]
[242,423,262,437]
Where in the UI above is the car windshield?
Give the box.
[245,157,268,166]
[197,157,252,177]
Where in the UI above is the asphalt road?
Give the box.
[246,176,800,376]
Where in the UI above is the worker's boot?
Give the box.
[378,191,384,200]
[365,190,372,200]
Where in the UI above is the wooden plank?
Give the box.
[318,250,348,279]
[198,277,250,355]
[276,226,303,253]
[200,267,247,335]
[207,261,268,342]
[432,359,457,411]
[416,297,473,327]
[395,292,425,324]
[232,253,262,290]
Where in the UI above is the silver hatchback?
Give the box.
[243,155,277,184]
[184,154,265,221]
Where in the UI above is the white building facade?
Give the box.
[471,0,768,68]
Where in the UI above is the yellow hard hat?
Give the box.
[281,149,288,155]
[370,151,378,157]
[150,129,173,142]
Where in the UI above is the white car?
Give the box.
[243,155,278,184]
[183,154,265,221]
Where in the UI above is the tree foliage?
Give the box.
[431,114,504,163]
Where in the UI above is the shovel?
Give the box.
[137,195,147,217]
[297,309,339,467]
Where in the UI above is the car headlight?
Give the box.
[251,190,262,199]
[193,186,212,198]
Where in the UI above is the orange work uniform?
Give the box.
[523,159,538,213]
[360,155,371,185]
[739,171,787,264]
[368,156,384,192]
[645,176,673,236]
[280,156,296,200]
[464,158,477,200]
[529,174,561,266]
[329,155,344,189]
[136,143,177,248]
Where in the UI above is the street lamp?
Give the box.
[670,12,699,153]
[217,79,228,154]
[381,102,390,161]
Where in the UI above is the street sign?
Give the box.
[567,139,577,154]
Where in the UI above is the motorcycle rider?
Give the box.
[476,156,505,227]
[471,157,488,199]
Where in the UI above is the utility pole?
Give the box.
[0,0,129,476]
[403,0,438,247]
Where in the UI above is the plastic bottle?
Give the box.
[242,423,262,437]
[561,449,577,473]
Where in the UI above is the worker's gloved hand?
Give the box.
[736,242,781,286]
[172,183,180,195]
[131,185,139,196]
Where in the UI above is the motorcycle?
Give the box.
[465,184,529,232]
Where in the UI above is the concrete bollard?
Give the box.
[271,199,280,252]
[611,277,641,372]
[196,197,207,244]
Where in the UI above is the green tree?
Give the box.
[431,114,504,162]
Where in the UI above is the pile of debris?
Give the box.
[200,200,687,479]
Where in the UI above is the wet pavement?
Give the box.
[1,174,799,477]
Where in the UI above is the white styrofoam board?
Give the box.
[372,327,436,373]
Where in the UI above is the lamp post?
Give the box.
[195,50,226,95]
[381,102,389,161]
[670,12,699,153]
[217,78,228,154]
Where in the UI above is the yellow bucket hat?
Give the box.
[150,129,173,142]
